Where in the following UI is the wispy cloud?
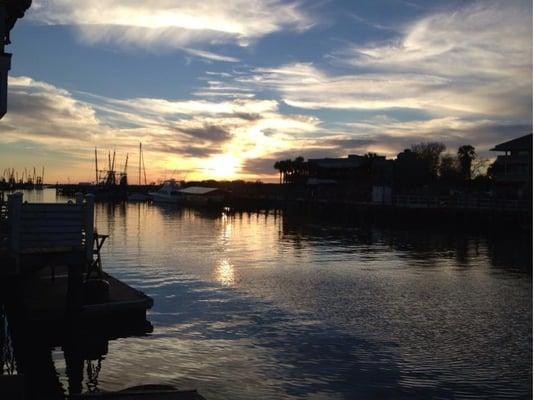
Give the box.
[181,48,240,63]
[237,1,531,119]
[29,0,315,49]
[345,1,531,79]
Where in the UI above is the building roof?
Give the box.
[490,134,532,152]
[179,186,219,195]
[308,156,365,169]
[306,178,338,185]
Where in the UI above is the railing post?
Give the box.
[7,192,22,253]
[84,194,95,263]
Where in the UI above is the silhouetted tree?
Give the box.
[273,161,283,184]
[457,145,477,180]
[411,142,446,180]
[439,153,461,182]
[471,157,490,179]
[274,156,308,184]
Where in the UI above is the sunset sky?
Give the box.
[0,0,532,183]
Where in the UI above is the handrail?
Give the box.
[393,195,529,211]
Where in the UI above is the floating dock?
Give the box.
[14,270,152,324]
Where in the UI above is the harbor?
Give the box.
[1,190,531,399]
[0,1,532,399]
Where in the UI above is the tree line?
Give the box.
[273,142,485,186]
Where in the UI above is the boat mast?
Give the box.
[94,147,99,184]
[142,144,147,185]
[138,142,141,185]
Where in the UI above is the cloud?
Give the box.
[237,1,531,119]
[178,124,231,142]
[0,75,323,181]
[346,1,531,79]
[181,48,240,63]
[333,116,532,157]
[2,76,101,140]
[29,0,315,49]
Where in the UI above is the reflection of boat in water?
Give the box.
[149,180,182,203]
[127,192,151,201]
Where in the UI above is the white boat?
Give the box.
[179,186,225,206]
[148,180,183,203]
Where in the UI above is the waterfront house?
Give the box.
[307,154,391,183]
[489,133,532,198]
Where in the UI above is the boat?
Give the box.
[148,180,183,203]
[179,186,225,206]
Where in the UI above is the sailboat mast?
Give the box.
[95,148,99,183]
[138,142,142,185]
[141,144,147,185]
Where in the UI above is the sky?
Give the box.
[0,0,532,183]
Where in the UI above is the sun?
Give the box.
[205,154,240,178]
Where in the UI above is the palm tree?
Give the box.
[283,159,294,184]
[457,145,477,180]
[273,161,283,184]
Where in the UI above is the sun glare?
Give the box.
[205,154,240,178]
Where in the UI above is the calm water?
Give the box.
[4,190,533,399]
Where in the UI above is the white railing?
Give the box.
[6,192,95,273]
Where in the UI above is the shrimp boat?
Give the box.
[148,179,183,203]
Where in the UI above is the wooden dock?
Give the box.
[0,193,198,399]
[72,385,205,399]
[1,192,153,323]
[14,270,152,324]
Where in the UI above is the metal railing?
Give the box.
[394,195,529,212]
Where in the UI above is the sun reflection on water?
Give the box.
[215,258,235,286]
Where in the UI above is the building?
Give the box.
[307,154,390,183]
[489,133,532,197]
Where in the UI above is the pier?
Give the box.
[0,192,165,399]
[0,190,153,325]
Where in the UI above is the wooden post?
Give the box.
[85,194,95,263]
[66,256,84,315]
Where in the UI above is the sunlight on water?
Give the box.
[88,200,531,399]
[2,191,531,399]
[215,258,235,286]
